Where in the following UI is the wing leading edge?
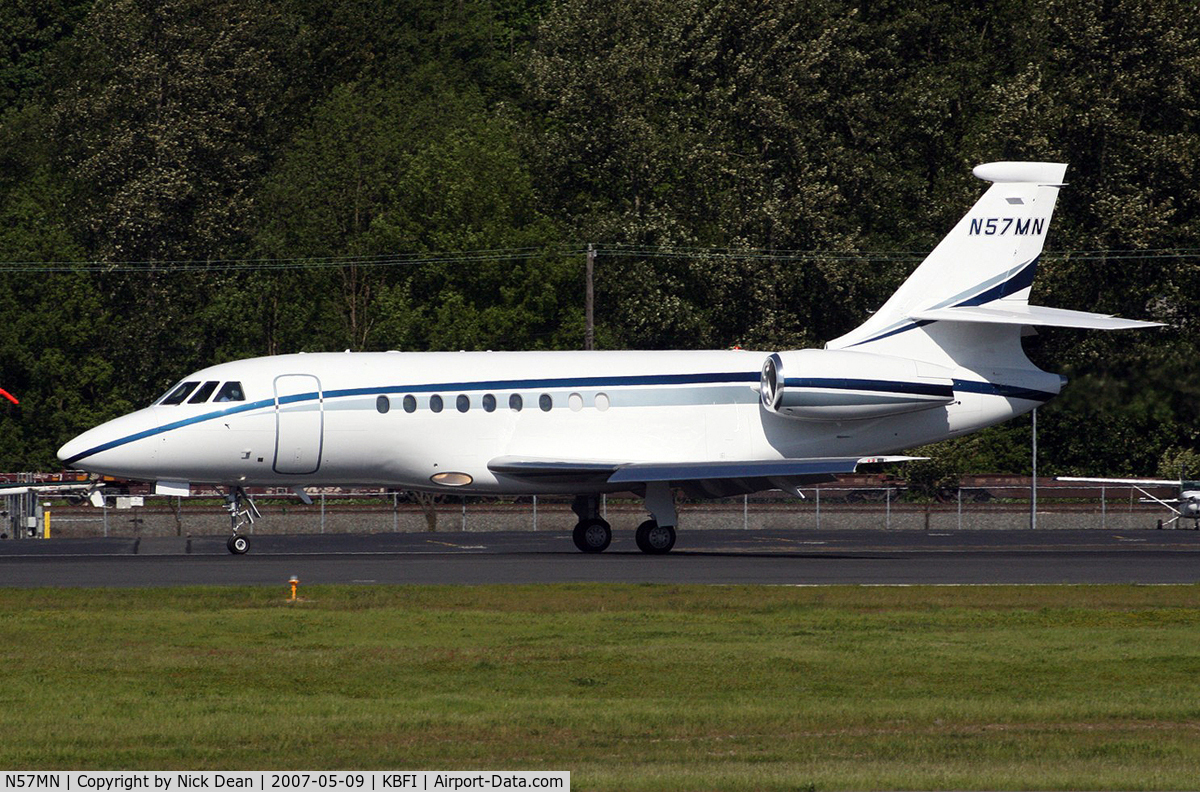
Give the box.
[488,455,919,498]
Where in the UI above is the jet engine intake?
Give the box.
[760,349,955,422]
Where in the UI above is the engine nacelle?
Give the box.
[759,349,956,422]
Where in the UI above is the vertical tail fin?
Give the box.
[826,162,1068,363]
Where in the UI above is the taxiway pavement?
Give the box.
[1,529,1198,587]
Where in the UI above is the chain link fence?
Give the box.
[6,480,1183,540]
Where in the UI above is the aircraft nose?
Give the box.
[57,408,161,475]
[57,422,120,469]
[57,434,88,465]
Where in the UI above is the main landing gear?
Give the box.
[224,486,260,555]
[570,483,678,554]
[571,495,611,552]
[635,519,676,554]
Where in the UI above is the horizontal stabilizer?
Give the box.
[910,304,1162,330]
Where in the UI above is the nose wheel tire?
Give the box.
[572,518,612,553]
[635,519,676,554]
[227,535,250,555]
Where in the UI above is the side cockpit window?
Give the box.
[160,381,199,405]
[188,381,219,404]
[214,381,245,402]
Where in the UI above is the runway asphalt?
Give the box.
[1,528,1198,587]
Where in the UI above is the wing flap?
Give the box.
[488,456,619,484]
[608,458,859,484]
[489,455,921,497]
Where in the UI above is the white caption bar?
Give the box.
[0,774,569,792]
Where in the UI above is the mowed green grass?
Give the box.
[1,584,1199,790]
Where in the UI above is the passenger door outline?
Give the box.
[273,374,323,475]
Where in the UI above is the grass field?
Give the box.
[1,584,1199,790]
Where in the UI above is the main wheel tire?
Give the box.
[228,535,250,555]
[572,518,612,553]
[635,519,676,554]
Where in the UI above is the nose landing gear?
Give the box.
[224,486,260,554]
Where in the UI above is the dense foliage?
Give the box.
[1,0,1196,475]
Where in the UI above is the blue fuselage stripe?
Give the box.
[951,379,1056,402]
[783,378,954,398]
[326,371,760,399]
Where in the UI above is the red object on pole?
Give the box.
[0,388,17,405]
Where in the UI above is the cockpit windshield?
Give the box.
[159,381,199,405]
[188,381,219,403]
[156,379,246,405]
[214,381,245,402]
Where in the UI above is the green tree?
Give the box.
[0,0,92,113]
[43,0,302,401]
[254,74,575,353]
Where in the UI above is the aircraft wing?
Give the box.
[489,455,920,498]
[1056,476,1180,487]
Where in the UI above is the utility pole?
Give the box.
[585,243,595,350]
[1031,407,1038,530]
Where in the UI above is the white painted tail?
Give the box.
[826,162,1157,369]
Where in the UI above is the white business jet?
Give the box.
[58,162,1159,554]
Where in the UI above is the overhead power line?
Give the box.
[0,244,1196,273]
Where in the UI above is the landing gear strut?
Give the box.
[224,486,259,554]
[571,495,611,553]
[637,481,678,555]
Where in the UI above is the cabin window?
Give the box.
[403,395,417,413]
[509,394,523,411]
[456,394,470,413]
[595,392,610,411]
[539,394,553,412]
[161,381,199,405]
[376,395,390,414]
[214,382,245,402]
[482,394,496,412]
[188,381,219,404]
[568,393,583,412]
[430,394,444,413]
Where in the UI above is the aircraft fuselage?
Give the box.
[58,349,1058,495]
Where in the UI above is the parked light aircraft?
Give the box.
[1057,477,1200,529]
[58,162,1160,554]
